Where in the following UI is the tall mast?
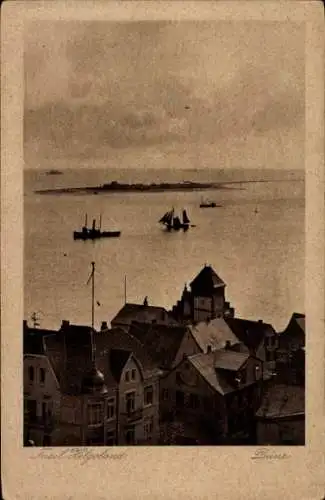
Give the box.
[86,262,96,364]
[85,213,88,227]
[99,214,102,231]
[91,261,95,332]
[124,275,127,304]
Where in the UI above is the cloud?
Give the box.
[24,21,305,168]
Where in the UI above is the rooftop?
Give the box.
[129,321,188,369]
[111,302,178,328]
[225,317,276,350]
[95,327,161,378]
[256,384,305,419]
[23,326,57,355]
[188,349,250,395]
[279,313,305,342]
[109,349,132,383]
[190,265,225,293]
[189,318,244,353]
[214,349,250,371]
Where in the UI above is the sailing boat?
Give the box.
[159,208,191,231]
[73,214,121,240]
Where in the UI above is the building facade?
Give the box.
[159,348,264,445]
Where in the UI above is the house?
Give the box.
[40,321,115,446]
[111,300,179,332]
[255,384,305,445]
[95,326,162,445]
[276,313,305,385]
[225,317,278,375]
[38,320,161,446]
[159,347,264,445]
[170,265,235,323]
[23,322,61,446]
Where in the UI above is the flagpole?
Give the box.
[91,261,95,332]
[124,275,127,304]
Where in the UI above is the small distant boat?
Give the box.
[159,208,192,231]
[46,169,63,176]
[73,214,121,240]
[199,198,221,208]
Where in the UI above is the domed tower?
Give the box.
[80,359,110,446]
[81,362,108,396]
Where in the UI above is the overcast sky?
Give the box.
[24,21,305,170]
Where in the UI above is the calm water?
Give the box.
[24,167,305,332]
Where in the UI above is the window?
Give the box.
[125,425,135,445]
[28,366,34,383]
[42,402,47,420]
[26,399,37,419]
[125,391,135,414]
[106,431,115,446]
[161,388,169,401]
[106,398,115,420]
[144,386,153,406]
[87,402,103,426]
[131,369,136,381]
[125,371,130,382]
[189,393,200,410]
[255,365,261,380]
[144,417,154,440]
[203,396,213,411]
[176,390,185,408]
[40,368,46,384]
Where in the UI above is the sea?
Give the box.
[24,167,305,332]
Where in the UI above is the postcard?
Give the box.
[1,1,324,499]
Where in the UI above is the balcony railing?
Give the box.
[123,408,143,422]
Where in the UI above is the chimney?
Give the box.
[207,345,212,354]
[101,321,108,331]
[225,340,231,350]
[61,320,70,329]
[23,320,28,331]
[258,319,263,324]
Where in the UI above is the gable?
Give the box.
[172,328,201,367]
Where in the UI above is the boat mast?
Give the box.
[124,275,127,304]
[99,214,102,231]
[85,213,88,227]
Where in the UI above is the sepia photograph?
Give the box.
[1,1,324,499]
[23,17,307,448]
